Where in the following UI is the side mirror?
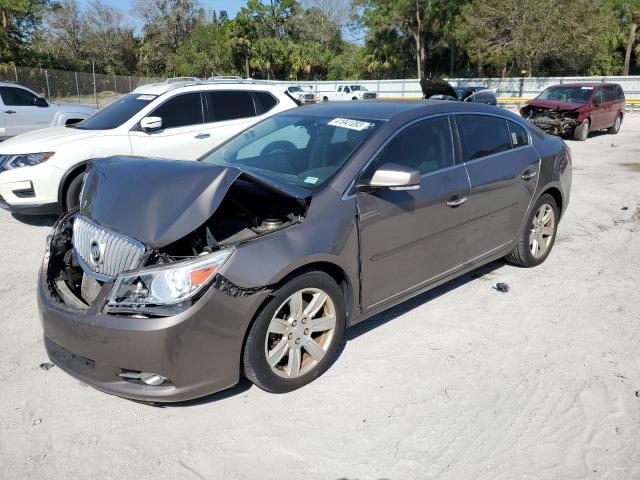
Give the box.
[140,116,162,132]
[366,163,420,191]
[33,96,48,107]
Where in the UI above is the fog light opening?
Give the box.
[118,370,169,386]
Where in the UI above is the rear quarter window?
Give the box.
[254,91,278,114]
[456,115,512,161]
[508,121,529,147]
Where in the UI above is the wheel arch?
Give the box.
[58,161,89,210]
[539,186,563,216]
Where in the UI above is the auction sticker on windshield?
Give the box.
[328,118,374,131]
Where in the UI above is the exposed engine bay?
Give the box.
[46,174,307,312]
[520,107,579,136]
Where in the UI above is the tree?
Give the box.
[0,0,49,63]
[242,0,299,39]
[133,0,205,74]
[455,0,612,76]
[624,11,640,74]
[168,22,236,77]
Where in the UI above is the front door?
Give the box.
[455,114,539,260]
[357,115,471,312]
[0,86,50,136]
[129,92,214,160]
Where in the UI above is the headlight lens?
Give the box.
[2,152,55,170]
[107,249,233,311]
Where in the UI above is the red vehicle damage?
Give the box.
[520,83,625,141]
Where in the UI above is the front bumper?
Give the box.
[0,163,64,215]
[38,269,270,402]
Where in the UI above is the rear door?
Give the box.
[357,115,471,312]
[591,87,607,130]
[602,85,618,127]
[129,92,214,160]
[455,114,539,261]
[0,86,51,136]
[202,90,262,149]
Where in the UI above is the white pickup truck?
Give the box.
[0,82,96,138]
[321,84,377,102]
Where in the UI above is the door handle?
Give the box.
[521,170,537,180]
[4,110,16,114]
[446,196,468,207]
[194,133,210,139]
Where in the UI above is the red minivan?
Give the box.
[520,83,625,141]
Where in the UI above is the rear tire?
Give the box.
[573,118,589,141]
[242,271,345,393]
[506,193,559,267]
[607,114,622,135]
[322,96,328,102]
[64,173,84,211]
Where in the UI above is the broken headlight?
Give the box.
[106,249,233,312]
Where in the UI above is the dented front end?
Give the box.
[520,107,580,136]
[37,156,309,401]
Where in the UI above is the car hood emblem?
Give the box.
[89,239,104,266]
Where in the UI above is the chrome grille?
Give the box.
[73,215,145,280]
[363,92,376,99]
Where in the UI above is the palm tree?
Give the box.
[624,11,639,75]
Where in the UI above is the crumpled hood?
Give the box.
[80,156,311,249]
[524,99,584,111]
[0,126,101,153]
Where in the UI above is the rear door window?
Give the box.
[456,115,512,161]
[151,93,204,129]
[595,88,605,106]
[0,86,38,106]
[206,91,256,122]
[604,85,617,103]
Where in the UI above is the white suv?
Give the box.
[0,80,297,215]
[0,82,95,138]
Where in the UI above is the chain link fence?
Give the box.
[0,65,164,109]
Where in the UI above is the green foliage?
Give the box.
[0,0,637,79]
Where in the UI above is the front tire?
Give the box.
[242,271,345,393]
[607,114,622,135]
[64,173,84,211]
[573,118,590,141]
[506,193,559,267]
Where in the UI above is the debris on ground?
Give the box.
[32,418,42,426]
[635,390,640,398]
[621,206,629,211]
[39,362,54,371]
[491,282,510,293]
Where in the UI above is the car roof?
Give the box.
[132,79,285,96]
[296,100,512,121]
[546,82,616,88]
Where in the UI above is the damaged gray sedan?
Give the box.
[38,101,572,402]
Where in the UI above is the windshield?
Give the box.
[289,86,303,92]
[536,86,593,104]
[349,85,367,91]
[74,93,157,130]
[202,113,383,191]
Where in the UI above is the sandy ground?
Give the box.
[1,116,639,480]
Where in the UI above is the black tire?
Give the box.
[242,271,346,393]
[607,114,622,135]
[64,173,84,211]
[351,97,358,101]
[506,193,559,267]
[322,96,329,102]
[573,118,589,141]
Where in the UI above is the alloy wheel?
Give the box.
[529,203,555,258]
[264,288,337,379]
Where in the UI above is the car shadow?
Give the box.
[10,213,58,227]
[161,259,507,408]
[344,259,506,341]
